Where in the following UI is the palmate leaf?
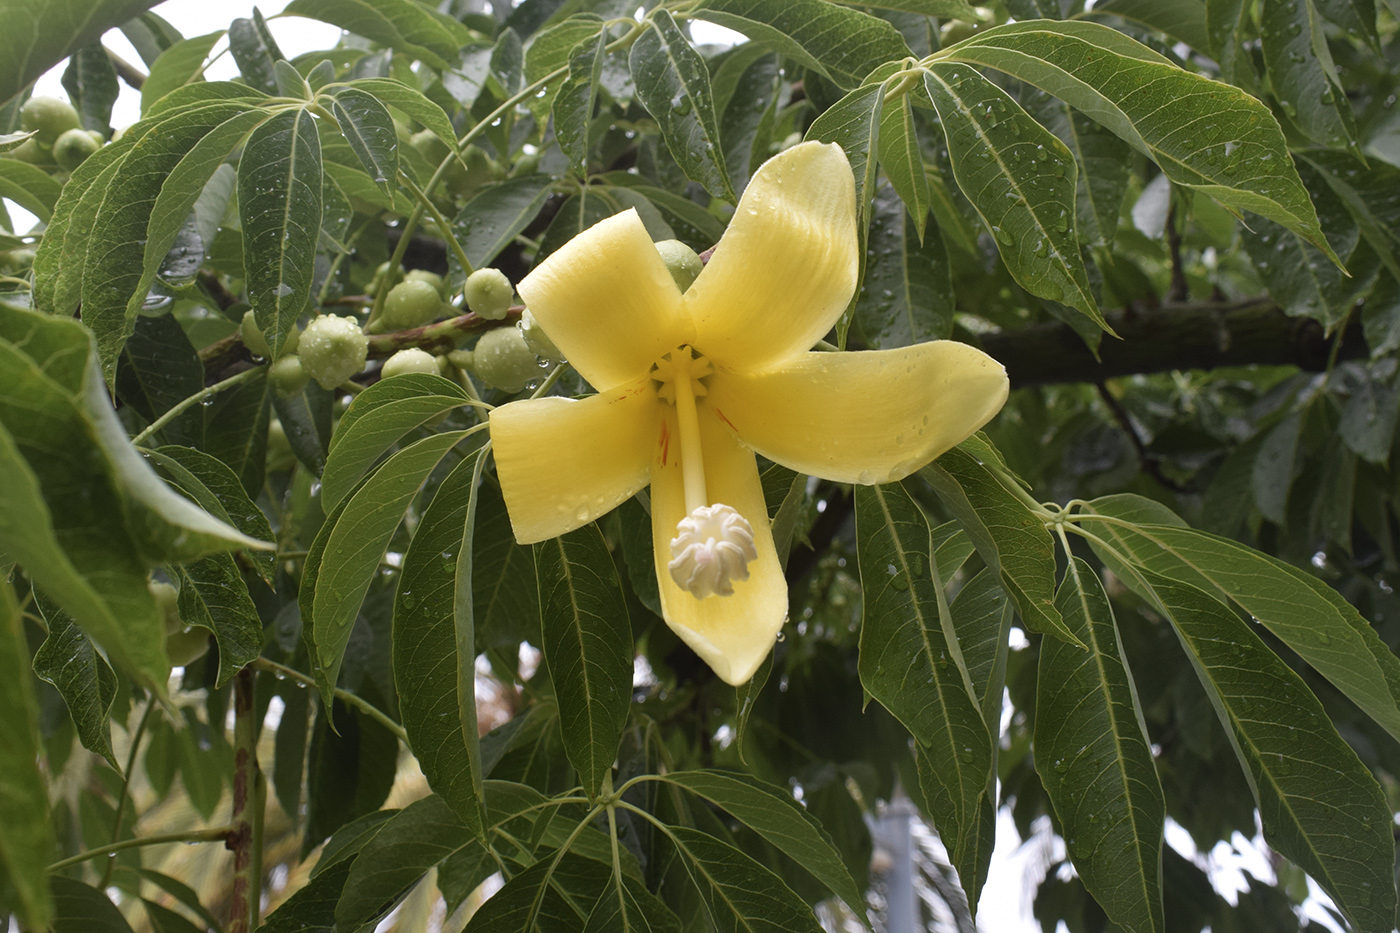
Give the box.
[695,0,911,90]
[657,770,867,919]
[805,80,885,224]
[921,445,1078,647]
[322,372,471,509]
[285,0,474,71]
[854,481,992,908]
[62,42,120,133]
[922,64,1105,331]
[336,795,484,929]
[942,19,1338,263]
[49,877,133,933]
[1083,494,1400,745]
[176,553,261,687]
[310,430,475,703]
[464,851,614,932]
[239,107,323,359]
[1140,569,1395,933]
[877,92,929,242]
[0,581,55,933]
[1023,88,1132,250]
[0,159,62,220]
[1037,558,1164,933]
[394,451,488,839]
[534,524,633,800]
[524,14,605,128]
[630,10,735,202]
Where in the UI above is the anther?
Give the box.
[668,504,758,598]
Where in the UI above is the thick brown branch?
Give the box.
[978,298,1367,388]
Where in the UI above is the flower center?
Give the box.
[651,347,756,599]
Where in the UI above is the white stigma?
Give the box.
[668,503,758,599]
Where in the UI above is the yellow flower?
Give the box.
[488,142,1009,685]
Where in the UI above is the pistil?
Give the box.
[653,347,757,599]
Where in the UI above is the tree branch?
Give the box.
[978,297,1367,388]
[227,668,264,933]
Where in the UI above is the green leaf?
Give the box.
[1300,151,1400,280]
[33,593,119,767]
[1260,0,1355,147]
[659,770,867,919]
[80,102,251,382]
[271,380,335,476]
[696,0,911,90]
[582,874,684,933]
[534,524,633,800]
[857,182,954,347]
[201,367,271,497]
[239,107,323,358]
[949,567,1014,727]
[1023,88,1132,250]
[0,158,64,220]
[49,876,133,933]
[330,87,398,194]
[629,10,735,202]
[1251,409,1304,523]
[832,0,982,18]
[1140,568,1395,933]
[142,899,202,933]
[463,851,612,932]
[1087,0,1211,51]
[0,0,160,107]
[311,431,472,703]
[1037,558,1164,933]
[474,479,541,651]
[665,826,825,932]
[176,554,261,687]
[922,64,1104,331]
[450,175,556,273]
[345,78,459,155]
[141,31,223,114]
[855,481,991,909]
[336,795,482,929]
[1082,496,1400,745]
[0,580,54,932]
[877,93,929,241]
[61,43,120,133]
[228,11,284,95]
[921,445,1078,647]
[945,20,1339,263]
[260,858,353,933]
[321,372,470,509]
[285,0,475,71]
[114,313,204,447]
[523,14,605,127]
[394,452,489,838]
[553,28,609,175]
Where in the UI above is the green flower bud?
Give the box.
[654,239,704,292]
[381,279,444,331]
[474,326,541,392]
[270,354,311,397]
[20,96,80,147]
[299,314,369,389]
[381,347,440,379]
[5,137,45,164]
[404,268,449,300]
[367,260,403,297]
[464,267,514,320]
[52,127,100,170]
[241,309,270,357]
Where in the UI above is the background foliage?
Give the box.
[3,0,1400,931]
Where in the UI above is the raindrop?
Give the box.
[993,226,1014,246]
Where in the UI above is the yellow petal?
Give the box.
[650,406,787,685]
[706,342,1009,484]
[490,376,660,544]
[686,142,858,373]
[516,208,692,391]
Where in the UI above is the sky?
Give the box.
[20,3,1334,931]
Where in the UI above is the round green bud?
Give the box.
[299,314,369,389]
[474,326,541,392]
[0,247,36,274]
[266,417,296,472]
[464,268,514,320]
[270,354,312,397]
[520,309,563,362]
[52,128,99,170]
[404,268,448,300]
[367,260,403,298]
[654,240,704,292]
[5,137,46,164]
[21,96,80,147]
[381,347,440,379]
[241,309,270,357]
[381,279,444,331]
